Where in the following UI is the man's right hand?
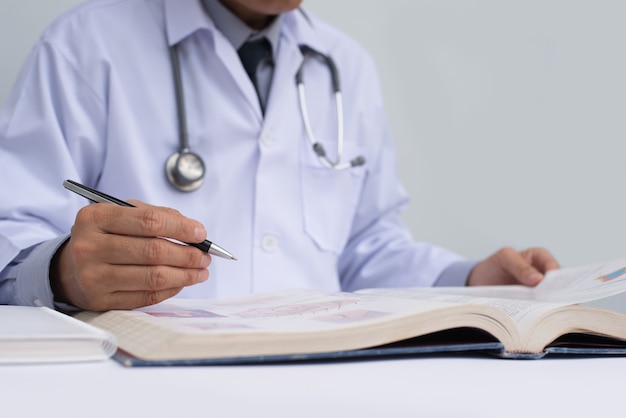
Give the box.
[50,201,211,311]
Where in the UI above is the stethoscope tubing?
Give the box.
[169,44,190,154]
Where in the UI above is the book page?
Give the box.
[128,289,458,335]
[360,257,626,335]
[358,288,561,327]
[363,257,626,306]
[532,257,626,303]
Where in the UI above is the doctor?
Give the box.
[0,0,558,311]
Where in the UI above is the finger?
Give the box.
[130,202,207,243]
[71,264,209,311]
[498,247,543,286]
[78,263,209,293]
[76,202,207,245]
[523,247,560,273]
[94,235,212,268]
[90,287,185,311]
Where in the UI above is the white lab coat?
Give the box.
[0,0,464,306]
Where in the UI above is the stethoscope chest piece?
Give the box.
[165,150,205,192]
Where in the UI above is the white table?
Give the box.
[3,355,624,417]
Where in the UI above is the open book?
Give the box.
[0,306,116,364]
[75,257,626,366]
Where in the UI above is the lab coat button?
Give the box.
[261,234,278,252]
[261,129,274,146]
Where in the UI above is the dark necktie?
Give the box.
[237,38,272,110]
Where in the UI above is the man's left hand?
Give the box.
[468,247,559,286]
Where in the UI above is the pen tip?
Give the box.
[209,245,238,261]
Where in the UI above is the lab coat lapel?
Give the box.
[212,36,264,120]
[263,39,303,124]
[165,0,263,120]
[264,9,327,129]
[264,9,329,119]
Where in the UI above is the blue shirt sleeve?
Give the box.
[0,235,69,308]
[434,260,477,287]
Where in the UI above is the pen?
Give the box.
[63,179,237,261]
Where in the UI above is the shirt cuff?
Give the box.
[15,235,70,308]
[434,260,477,287]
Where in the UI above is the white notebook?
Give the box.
[0,305,117,364]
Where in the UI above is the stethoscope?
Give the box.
[165,43,366,192]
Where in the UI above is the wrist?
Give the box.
[49,238,72,304]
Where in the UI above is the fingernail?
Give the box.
[198,268,209,283]
[527,272,543,284]
[193,226,206,242]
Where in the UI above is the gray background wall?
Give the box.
[2,1,625,307]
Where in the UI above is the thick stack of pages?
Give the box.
[76,257,626,366]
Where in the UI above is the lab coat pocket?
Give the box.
[300,165,366,254]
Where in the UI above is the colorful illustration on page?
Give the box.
[596,267,626,283]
